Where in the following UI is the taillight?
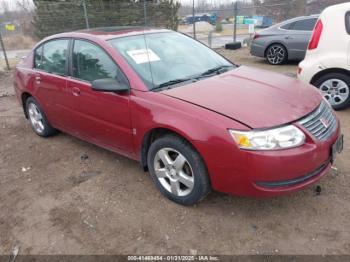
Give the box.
[253,34,260,40]
[297,67,302,75]
[308,20,323,50]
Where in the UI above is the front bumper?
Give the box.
[193,119,341,197]
[255,159,330,189]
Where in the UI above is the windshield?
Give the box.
[109,32,233,90]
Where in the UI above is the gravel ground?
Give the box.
[0,48,349,255]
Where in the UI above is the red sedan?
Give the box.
[14,27,343,205]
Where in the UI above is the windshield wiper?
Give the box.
[151,78,193,91]
[150,65,234,91]
[197,65,234,78]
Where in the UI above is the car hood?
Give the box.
[161,66,322,129]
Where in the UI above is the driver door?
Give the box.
[66,39,133,154]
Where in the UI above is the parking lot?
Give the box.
[0,47,349,255]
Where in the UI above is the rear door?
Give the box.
[284,18,317,60]
[33,39,73,129]
[66,39,133,153]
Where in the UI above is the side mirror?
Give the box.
[91,78,129,93]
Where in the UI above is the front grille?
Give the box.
[298,101,337,141]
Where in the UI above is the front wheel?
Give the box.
[147,134,210,205]
[314,73,350,110]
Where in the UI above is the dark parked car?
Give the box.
[14,27,342,205]
[251,15,319,65]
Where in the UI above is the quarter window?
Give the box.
[291,18,317,31]
[281,22,294,30]
[41,39,69,75]
[72,40,127,84]
[34,45,43,69]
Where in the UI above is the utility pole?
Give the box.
[192,0,196,39]
[0,31,10,70]
[144,0,147,27]
[82,0,90,29]
[233,1,238,42]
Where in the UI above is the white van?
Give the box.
[298,2,350,110]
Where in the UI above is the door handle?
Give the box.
[35,75,41,84]
[285,36,293,40]
[72,87,81,96]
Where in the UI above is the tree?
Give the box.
[306,0,350,15]
[252,0,306,22]
[32,0,180,39]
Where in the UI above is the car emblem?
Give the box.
[320,118,329,128]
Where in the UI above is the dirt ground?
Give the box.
[1,48,350,255]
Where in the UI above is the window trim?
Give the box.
[33,45,43,70]
[346,11,350,35]
[69,38,130,89]
[33,37,71,76]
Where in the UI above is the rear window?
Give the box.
[346,11,350,34]
[291,18,317,31]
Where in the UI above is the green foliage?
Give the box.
[32,0,181,39]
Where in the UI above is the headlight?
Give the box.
[229,125,305,150]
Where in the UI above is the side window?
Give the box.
[291,18,317,31]
[281,22,294,30]
[72,40,128,85]
[41,39,69,75]
[346,12,350,35]
[34,45,43,69]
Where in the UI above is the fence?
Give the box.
[180,2,295,49]
[0,0,347,70]
[0,0,179,70]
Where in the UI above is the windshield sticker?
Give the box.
[126,49,160,64]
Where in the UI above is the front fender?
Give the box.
[130,90,249,161]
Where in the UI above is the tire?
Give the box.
[314,73,350,110]
[225,42,242,50]
[147,134,210,206]
[265,44,288,65]
[25,97,58,137]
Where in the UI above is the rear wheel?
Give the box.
[147,134,210,205]
[314,73,350,110]
[26,97,58,137]
[266,44,288,65]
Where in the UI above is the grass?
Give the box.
[2,34,36,50]
[0,58,20,71]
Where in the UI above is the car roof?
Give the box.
[323,2,350,13]
[280,14,319,25]
[44,26,171,42]
[265,14,319,30]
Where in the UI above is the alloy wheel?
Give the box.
[320,79,350,106]
[153,147,194,197]
[267,45,286,65]
[28,103,45,134]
